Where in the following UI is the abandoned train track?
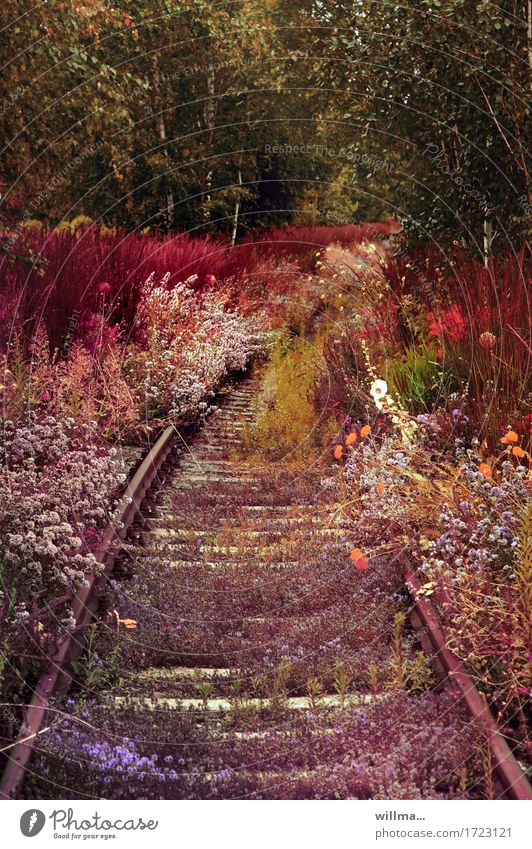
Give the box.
[1,377,530,801]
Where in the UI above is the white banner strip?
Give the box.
[2,799,530,848]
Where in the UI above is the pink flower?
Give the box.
[97,281,112,295]
[41,390,51,402]
[205,274,216,286]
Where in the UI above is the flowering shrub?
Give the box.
[0,416,120,702]
[2,278,267,441]
[126,273,267,423]
[331,400,531,758]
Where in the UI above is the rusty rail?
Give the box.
[405,565,532,801]
[0,425,176,800]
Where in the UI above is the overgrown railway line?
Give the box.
[1,379,530,801]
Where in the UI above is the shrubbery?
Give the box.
[0,416,119,703]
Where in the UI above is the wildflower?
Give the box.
[205,274,217,286]
[97,281,112,295]
[478,331,496,351]
[350,548,369,570]
[346,431,357,446]
[113,609,138,629]
[512,445,526,459]
[41,390,51,401]
[370,379,388,409]
[377,482,385,495]
[360,424,371,439]
[334,445,343,459]
[500,430,518,444]
[479,462,492,479]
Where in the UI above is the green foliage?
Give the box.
[195,681,214,709]
[305,676,324,709]
[245,335,335,462]
[333,660,351,709]
[71,624,122,694]
[313,0,531,248]
[387,612,435,693]
[269,658,291,716]
[2,1,526,246]
[407,651,437,694]
[386,344,451,412]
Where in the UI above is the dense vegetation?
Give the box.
[0,1,530,799]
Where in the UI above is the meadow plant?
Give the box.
[0,415,120,701]
[419,460,531,737]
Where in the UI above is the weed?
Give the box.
[71,624,122,694]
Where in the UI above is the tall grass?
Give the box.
[0,221,396,353]
[0,229,239,351]
[382,244,531,446]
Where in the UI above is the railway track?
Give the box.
[1,376,530,800]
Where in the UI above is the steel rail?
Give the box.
[0,425,176,800]
[405,565,532,801]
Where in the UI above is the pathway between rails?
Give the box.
[24,376,482,800]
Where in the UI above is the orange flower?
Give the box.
[377,482,385,495]
[349,548,369,570]
[512,445,526,459]
[479,462,492,478]
[346,431,357,446]
[360,424,371,439]
[334,444,343,459]
[500,430,519,444]
[113,610,138,630]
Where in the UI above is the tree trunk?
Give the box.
[231,166,242,246]
[202,68,217,222]
[153,55,174,229]
[483,216,493,266]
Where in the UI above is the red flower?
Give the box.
[97,281,112,295]
[428,305,468,342]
